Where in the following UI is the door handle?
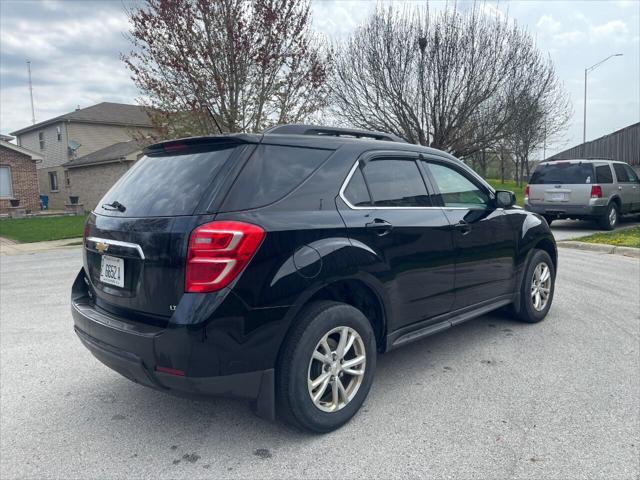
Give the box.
[453,220,471,235]
[365,218,393,236]
[619,186,623,190]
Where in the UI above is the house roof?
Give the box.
[10,102,153,136]
[63,139,146,169]
[0,140,43,160]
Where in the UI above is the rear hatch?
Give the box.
[528,161,595,205]
[84,138,255,324]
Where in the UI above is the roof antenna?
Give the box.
[205,104,223,134]
[26,60,35,125]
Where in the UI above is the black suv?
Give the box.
[72,125,557,432]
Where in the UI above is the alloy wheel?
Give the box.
[307,326,366,412]
[531,262,551,311]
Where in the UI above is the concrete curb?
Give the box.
[558,241,640,259]
[0,237,83,256]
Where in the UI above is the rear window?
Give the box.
[595,165,613,184]
[529,163,594,185]
[221,144,333,211]
[97,146,238,217]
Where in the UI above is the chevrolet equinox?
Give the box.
[72,124,557,432]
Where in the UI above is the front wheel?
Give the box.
[512,249,555,323]
[599,202,618,230]
[276,301,376,433]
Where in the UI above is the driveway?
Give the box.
[550,216,640,241]
[1,248,638,479]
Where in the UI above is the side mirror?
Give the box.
[495,190,516,208]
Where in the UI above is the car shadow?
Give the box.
[57,309,525,458]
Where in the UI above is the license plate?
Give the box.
[100,255,124,288]
[549,193,567,202]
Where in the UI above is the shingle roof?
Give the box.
[0,140,43,160]
[10,102,153,136]
[63,139,146,168]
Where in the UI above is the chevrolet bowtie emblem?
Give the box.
[96,242,109,254]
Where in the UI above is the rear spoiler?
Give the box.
[144,134,259,155]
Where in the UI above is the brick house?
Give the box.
[0,135,42,214]
[10,102,154,210]
[62,139,147,211]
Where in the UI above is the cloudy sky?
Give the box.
[1,0,638,157]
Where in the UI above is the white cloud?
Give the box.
[590,19,629,43]
[536,14,562,33]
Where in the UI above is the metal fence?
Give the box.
[546,122,639,166]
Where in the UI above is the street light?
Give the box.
[583,53,623,144]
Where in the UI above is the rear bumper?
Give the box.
[525,202,607,218]
[71,272,276,420]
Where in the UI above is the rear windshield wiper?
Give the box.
[102,200,126,212]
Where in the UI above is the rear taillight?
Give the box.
[524,185,530,198]
[185,221,265,293]
[590,185,603,198]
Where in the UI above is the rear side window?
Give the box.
[613,164,630,183]
[595,165,613,184]
[97,146,237,217]
[222,145,332,211]
[529,163,594,184]
[624,165,639,183]
[343,168,371,207]
[362,159,430,207]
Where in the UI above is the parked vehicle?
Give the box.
[71,125,558,432]
[525,159,640,230]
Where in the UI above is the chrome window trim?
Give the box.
[86,237,146,260]
[338,159,479,211]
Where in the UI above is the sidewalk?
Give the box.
[0,237,83,256]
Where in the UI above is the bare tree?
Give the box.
[329,3,570,161]
[123,0,330,138]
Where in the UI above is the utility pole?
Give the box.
[26,60,35,125]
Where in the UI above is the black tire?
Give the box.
[542,215,555,226]
[276,300,376,433]
[599,202,618,230]
[512,249,555,323]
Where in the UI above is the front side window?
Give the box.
[48,171,59,191]
[613,164,630,183]
[38,131,45,150]
[426,162,489,208]
[361,159,430,207]
[595,165,613,184]
[0,166,12,198]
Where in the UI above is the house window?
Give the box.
[0,166,13,198]
[56,126,62,141]
[49,171,59,192]
[38,131,45,150]
[64,170,71,187]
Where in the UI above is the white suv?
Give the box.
[525,159,640,230]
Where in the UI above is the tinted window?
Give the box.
[223,145,332,211]
[426,162,489,208]
[595,165,613,184]
[344,167,371,206]
[613,163,630,183]
[529,163,594,184]
[624,165,639,183]
[362,159,430,207]
[98,147,237,217]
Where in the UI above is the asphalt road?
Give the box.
[549,216,640,241]
[1,248,639,479]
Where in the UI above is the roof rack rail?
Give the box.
[264,124,406,143]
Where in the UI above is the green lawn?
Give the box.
[486,179,525,206]
[577,226,640,249]
[0,215,87,243]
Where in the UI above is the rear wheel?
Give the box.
[276,301,376,433]
[512,249,555,323]
[599,202,618,230]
